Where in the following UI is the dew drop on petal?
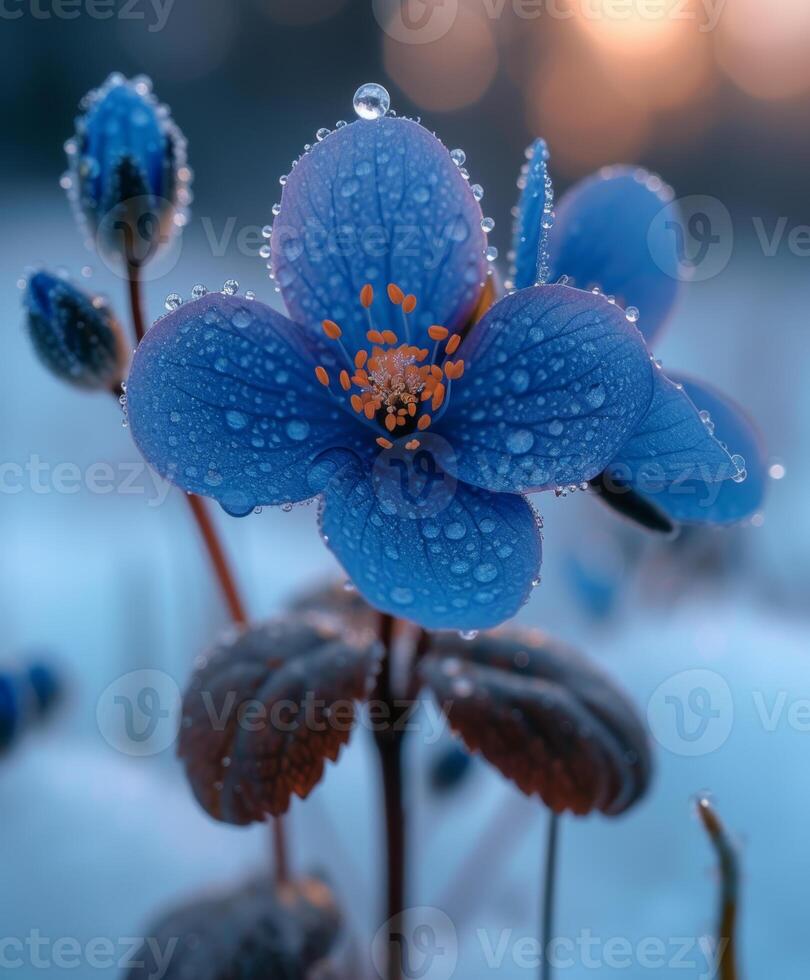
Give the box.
[164,293,182,311]
[353,83,390,120]
[450,148,466,167]
[222,279,239,296]
[191,283,208,300]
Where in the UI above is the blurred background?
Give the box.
[1,0,807,976]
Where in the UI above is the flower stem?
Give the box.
[126,261,147,343]
[373,612,406,980]
[122,264,289,883]
[185,493,248,626]
[540,811,560,980]
[696,797,739,980]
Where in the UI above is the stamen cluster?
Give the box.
[314,283,465,451]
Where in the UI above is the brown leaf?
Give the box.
[288,579,379,633]
[125,877,342,980]
[179,616,382,823]
[420,630,652,816]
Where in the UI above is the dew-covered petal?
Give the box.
[435,284,654,493]
[547,166,681,346]
[606,369,738,488]
[631,374,766,525]
[126,292,367,514]
[271,117,487,354]
[318,453,542,631]
[511,138,554,289]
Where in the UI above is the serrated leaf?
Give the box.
[179,617,382,824]
[420,630,652,816]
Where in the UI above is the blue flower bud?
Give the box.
[64,73,191,267]
[23,270,126,391]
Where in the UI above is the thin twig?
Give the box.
[540,812,560,980]
[696,796,739,980]
[122,263,289,882]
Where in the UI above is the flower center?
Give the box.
[314,283,465,451]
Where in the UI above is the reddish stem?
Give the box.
[123,263,288,884]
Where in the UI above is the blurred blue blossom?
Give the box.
[23,270,126,391]
[125,93,761,630]
[63,73,191,267]
[515,153,765,529]
[0,661,62,756]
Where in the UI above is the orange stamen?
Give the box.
[385,413,397,432]
[445,359,465,381]
[360,284,374,308]
[315,366,330,386]
[428,325,449,341]
[445,334,461,355]
[417,414,432,430]
[355,350,368,369]
[367,330,385,345]
[403,294,417,314]
[322,319,342,340]
[405,439,420,451]
[387,283,405,305]
[432,382,446,412]
[376,437,393,449]
[339,370,351,391]
[351,394,363,413]
[381,330,398,345]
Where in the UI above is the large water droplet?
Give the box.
[164,293,182,311]
[286,419,310,442]
[353,83,390,120]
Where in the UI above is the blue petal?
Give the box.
[319,453,542,631]
[126,293,367,514]
[77,76,169,212]
[271,117,487,355]
[24,270,125,390]
[605,368,738,489]
[511,138,554,289]
[434,285,654,493]
[547,167,681,346]
[632,374,766,525]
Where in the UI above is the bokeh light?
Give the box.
[383,4,498,112]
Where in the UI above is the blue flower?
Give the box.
[23,270,126,391]
[125,94,760,630]
[515,146,767,530]
[64,73,190,266]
